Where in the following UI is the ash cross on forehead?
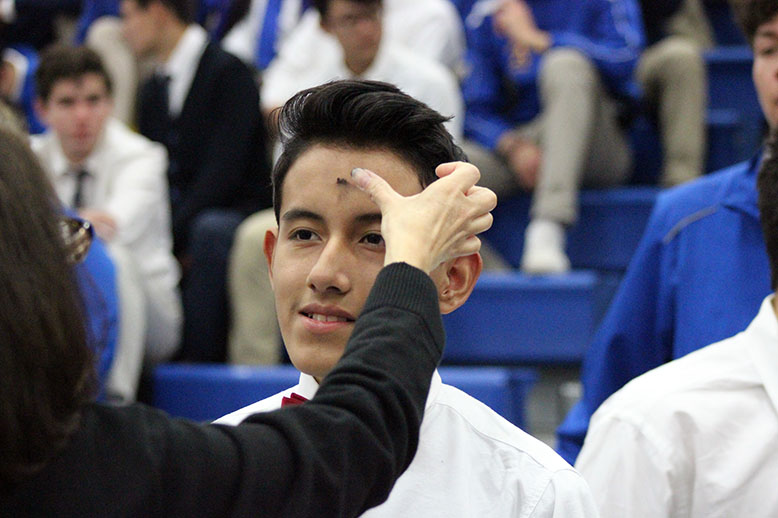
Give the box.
[336,177,349,185]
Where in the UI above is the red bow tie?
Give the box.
[281,392,308,407]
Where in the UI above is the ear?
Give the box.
[431,253,482,315]
[263,227,278,290]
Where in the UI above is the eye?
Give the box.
[289,228,318,241]
[360,232,384,247]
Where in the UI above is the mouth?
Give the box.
[302,312,354,323]
[298,305,356,333]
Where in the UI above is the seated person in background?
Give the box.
[576,122,778,517]
[216,79,598,516]
[556,0,776,465]
[462,0,643,274]
[261,0,463,138]
[227,0,464,365]
[223,0,463,75]
[636,0,711,186]
[122,0,273,362]
[32,45,181,402]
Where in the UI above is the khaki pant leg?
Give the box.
[532,48,630,225]
[637,36,707,186]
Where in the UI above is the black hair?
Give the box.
[0,128,95,485]
[271,79,466,221]
[729,0,778,45]
[313,0,381,20]
[131,0,195,24]
[35,45,113,101]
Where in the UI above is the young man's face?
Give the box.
[753,13,778,128]
[120,0,161,58]
[266,144,425,380]
[38,73,112,164]
[322,0,383,73]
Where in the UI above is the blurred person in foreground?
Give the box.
[0,120,497,516]
[576,123,778,517]
[556,0,777,464]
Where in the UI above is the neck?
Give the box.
[157,22,188,63]
[772,296,778,319]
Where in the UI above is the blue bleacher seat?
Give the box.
[152,363,538,430]
[442,271,599,364]
[152,364,300,421]
[484,187,658,272]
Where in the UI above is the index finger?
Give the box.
[435,162,481,191]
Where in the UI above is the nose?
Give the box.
[73,101,91,122]
[306,237,352,295]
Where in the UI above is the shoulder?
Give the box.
[651,160,754,236]
[426,385,595,512]
[102,119,166,163]
[434,384,583,476]
[589,331,755,436]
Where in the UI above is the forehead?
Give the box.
[328,0,379,15]
[49,73,109,98]
[279,144,422,219]
[756,13,778,38]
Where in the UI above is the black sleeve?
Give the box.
[159,262,445,517]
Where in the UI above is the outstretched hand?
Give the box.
[351,162,497,274]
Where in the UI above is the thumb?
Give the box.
[351,167,400,208]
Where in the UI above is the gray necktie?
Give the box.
[72,169,90,209]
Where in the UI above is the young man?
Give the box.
[556,0,776,465]
[31,45,181,402]
[575,129,778,515]
[216,79,597,516]
[121,0,272,362]
[462,0,643,273]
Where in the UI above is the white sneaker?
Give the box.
[520,219,571,274]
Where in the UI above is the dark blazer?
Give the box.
[138,41,272,253]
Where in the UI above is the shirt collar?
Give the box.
[163,24,208,79]
[297,369,442,410]
[745,294,778,415]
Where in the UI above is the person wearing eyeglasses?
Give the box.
[0,118,497,516]
[31,44,181,403]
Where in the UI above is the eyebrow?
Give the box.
[755,28,778,40]
[280,208,382,224]
[281,209,324,223]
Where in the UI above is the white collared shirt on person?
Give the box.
[216,370,598,517]
[576,295,778,518]
[161,23,209,117]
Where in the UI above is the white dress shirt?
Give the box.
[576,295,778,518]
[216,371,599,517]
[261,37,464,140]
[161,24,209,117]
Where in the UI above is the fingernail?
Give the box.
[351,167,370,187]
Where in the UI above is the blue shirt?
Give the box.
[462,0,644,149]
[556,153,771,464]
[76,235,119,399]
